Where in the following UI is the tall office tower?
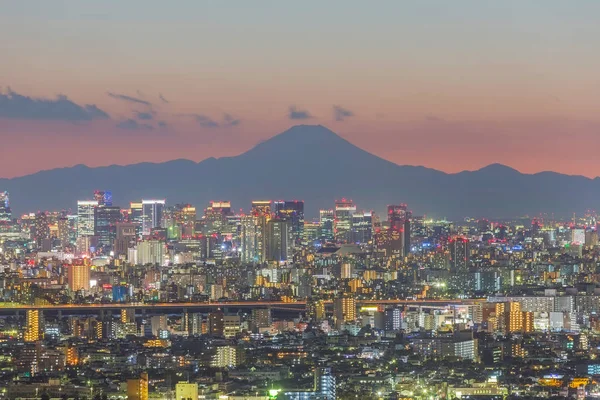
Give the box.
[351,211,373,243]
[129,202,143,235]
[387,204,408,229]
[94,190,112,206]
[388,204,411,255]
[141,199,165,235]
[24,310,43,342]
[251,200,272,217]
[404,212,412,255]
[303,221,320,243]
[94,205,122,249]
[265,218,292,262]
[449,237,470,272]
[273,200,305,244]
[34,212,51,247]
[333,294,357,329]
[67,259,91,291]
[77,200,98,237]
[127,372,149,400]
[0,191,11,222]
[115,222,137,258]
[204,201,231,234]
[241,215,259,263]
[334,199,356,243]
[374,228,404,257]
[57,217,70,249]
[319,209,334,242]
[174,203,197,238]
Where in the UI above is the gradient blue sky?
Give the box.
[1,1,600,177]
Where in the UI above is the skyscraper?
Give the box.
[141,199,165,235]
[34,211,50,247]
[388,204,411,256]
[94,190,112,206]
[351,211,373,243]
[240,215,259,263]
[334,199,356,243]
[204,201,231,234]
[449,237,470,272]
[77,200,98,237]
[0,191,11,222]
[129,202,143,236]
[273,200,304,244]
[319,209,334,242]
[94,205,122,249]
[265,218,292,262]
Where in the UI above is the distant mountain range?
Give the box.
[1,125,597,219]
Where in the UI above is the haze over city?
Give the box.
[2,1,600,178]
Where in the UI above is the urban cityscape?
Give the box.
[3,1,600,400]
[0,189,599,399]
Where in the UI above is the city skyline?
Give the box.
[2,1,600,178]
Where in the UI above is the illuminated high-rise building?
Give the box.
[251,200,272,217]
[265,218,292,262]
[34,211,51,247]
[333,294,357,329]
[504,302,523,333]
[303,221,320,243]
[273,200,304,244]
[115,222,137,257]
[129,202,143,236]
[204,201,231,234]
[127,372,149,400]
[57,217,70,249]
[77,200,98,237]
[94,190,113,206]
[334,199,356,243]
[241,215,260,263]
[141,199,165,235]
[0,191,11,222]
[449,238,470,271]
[388,204,411,255]
[67,259,91,291]
[24,310,43,342]
[319,209,334,242]
[375,228,403,257]
[351,211,373,243]
[94,205,122,249]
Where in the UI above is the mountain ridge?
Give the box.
[0,125,597,218]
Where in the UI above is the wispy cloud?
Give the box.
[135,111,154,120]
[333,105,354,121]
[159,93,169,104]
[187,113,241,128]
[223,113,241,127]
[116,119,153,131]
[288,106,313,120]
[193,114,219,128]
[158,121,168,128]
[0,88,110,121]
[107,92,152,106]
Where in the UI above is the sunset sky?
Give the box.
[1,1,600,178]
